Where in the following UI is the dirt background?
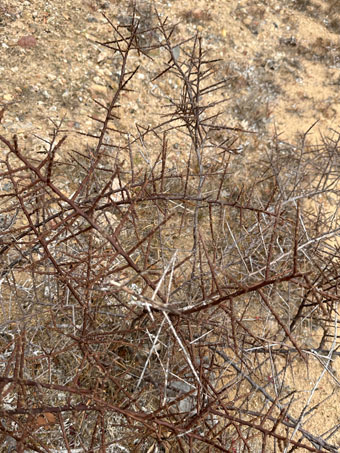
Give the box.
[1,0,340,451]
[2,0,340,148]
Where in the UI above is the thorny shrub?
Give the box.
[0,7,340,453]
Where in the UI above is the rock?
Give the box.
[17,35,37,49]
[93,75,105,85]
[169,380,192,393]
[89,83,108,97]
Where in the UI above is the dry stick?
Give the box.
[2,414,50,453]
[182,269,305,315]
[6,162,88,312]
[0,382,230,453]
[136,316,166,389]
[225,218,250,273]
[210,410,326,453]
[283,305,339,453]
[210,348,338,452]
[0,187,283,271]
[198,230,222,296]
[0,136,169,306]
[291,275,340,304]
[57,412,71,452]
[248,225,340,278]
[151,251,201,385]
[265,202,282,280]
[71,24,140,203]
[160,132,167,193]
[0,183,174,292]
[288,272,330,343]
[123,193,289,217]
[257,288,305,361]
[190,373,309,451]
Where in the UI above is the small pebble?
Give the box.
[17,35,37,49]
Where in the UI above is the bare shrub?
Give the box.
[0,7,339,453]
